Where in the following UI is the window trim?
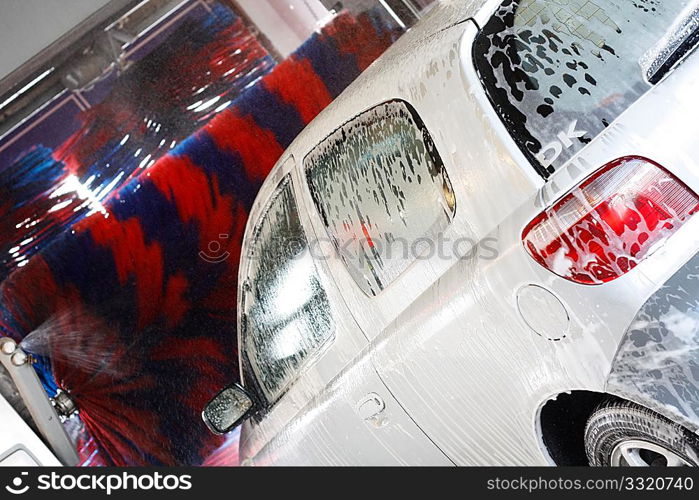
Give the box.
[472,0,553,178]
[239,174,336,409]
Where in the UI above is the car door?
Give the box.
[238,157,451,465]
[238,158,368,416]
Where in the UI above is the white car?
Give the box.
[204,0,699,466]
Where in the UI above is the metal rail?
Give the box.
[0,337,78,466]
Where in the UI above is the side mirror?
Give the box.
[202,383,255,434]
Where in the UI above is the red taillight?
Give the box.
[522,156,699,285]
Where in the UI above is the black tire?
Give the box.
[585,399,699,466]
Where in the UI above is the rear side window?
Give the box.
[474,0,693,177]
[241,176,334,403]
[305,100,455,297]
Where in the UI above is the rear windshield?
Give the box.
[473,0,694,177]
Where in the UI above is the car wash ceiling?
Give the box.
[0,0,429,139]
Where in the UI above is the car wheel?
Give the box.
[584,399,699,466]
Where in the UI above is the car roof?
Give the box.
[256,0,494,199]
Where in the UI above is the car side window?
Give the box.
[241,175,334,404]
[305,100,455,297]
